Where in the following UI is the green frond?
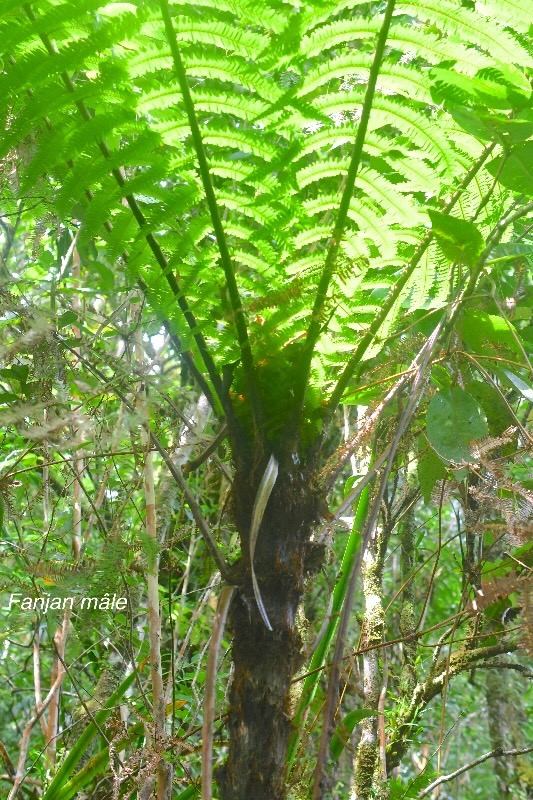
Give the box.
[306,92,457,171]
[217,193,278,227]
[357,169,422,224]
[301,18,378,58]
[347,204,397,258]
[183,56,283,102]
[169,0,287,33]
[79,184,122,244]
[301,0,380,34]
[397,241,452,315]
[476,0,533,32]
[171,17,270,57]
[298,125,356,159]
[0,3,88,52]
[224,221,262,244]
[201,128,277,161]
[128,47,173,77]
[368,97,458,172]
[303,195,403,257]
[208,159,277,192]
[285,255,323,277]
[189,88,270,122]
[293,225,333,250]
[54,155,115,216]
[153,118,190,145]
[401,0,533,65]
[4,38,99,90]
[233,250,273,277]
[296,157,349,189]
[340,231,372,260]
[385,24,508,73]
[136,86,183,114]
[299,54,433,105]
[1,0,527,429]
[387,153,438,193]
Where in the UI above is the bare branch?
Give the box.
[419,745,533,797]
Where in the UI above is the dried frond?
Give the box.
[470,428,517,459]
[469,573,526,612]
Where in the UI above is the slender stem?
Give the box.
[134,320,172,800]
[158,0,261,432]
[313,321,443,797]
[418,746,533,798]
[202,586,236,800]
[287,490,368,765]
[56,335,231,580]
[7,671,67,800]
[290,0,397,446]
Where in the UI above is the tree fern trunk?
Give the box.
[216,465,322,800]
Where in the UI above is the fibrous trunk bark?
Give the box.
[216,463,322,800]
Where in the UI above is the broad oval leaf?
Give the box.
[426,388,489,463]
[428,210,484,267]
[486,140,533,195]
[461,309,523,359]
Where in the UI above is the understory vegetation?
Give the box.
[0,0,532,798]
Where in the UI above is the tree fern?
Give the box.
[1,0,531,426]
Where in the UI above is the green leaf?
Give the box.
[431,68,509,109]
[461,309,523,359]
[449,105,533,144]
[488,242,533,263]
[486,141,533,195]
[465,381,514,436]
[431,64,531,110]
[426,388,489,463]
[87,261,115,291]
[428,211,484,267]
[0,391,21,403]
[0,365,30,387]
[330,709,377,759]
[57,311,79,329]
[418,440,447,503]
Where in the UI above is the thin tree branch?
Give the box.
[202,585,236,800]
[418,745,533,797]
[135,322,172,800]
[182,425,228,476]
[7,670,66,800]
[55,336,231,580]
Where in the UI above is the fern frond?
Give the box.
[302,18,379,58]
[184,56,283,103]
[476,0,533,32]
[169,0,287,33]
[300,54,433,105]
[401,0,532,65]
[200,128,277,161]
[171,17,270,56]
